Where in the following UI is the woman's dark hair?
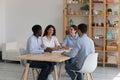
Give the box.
[43,24,56,36]
[78,23,87,33]
[32,24,42,34]
[70,25,78,33]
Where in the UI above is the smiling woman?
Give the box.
[42,24,61,50]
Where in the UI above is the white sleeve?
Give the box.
[41,37,47,48]
[54,36,60,46]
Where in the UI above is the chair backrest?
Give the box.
[19,48,27,67]
[79,53,98,73]
[19,48,27,55]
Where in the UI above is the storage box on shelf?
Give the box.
[106,46,118,51]
[98,53,103,62]
[107,55,117,64]
[95,46,103,50]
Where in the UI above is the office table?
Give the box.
[16,52,70,80]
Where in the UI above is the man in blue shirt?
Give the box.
[26,24,53,80]
[62,24,95,80]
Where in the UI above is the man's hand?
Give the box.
[55,46,62,50]
[62,46,69,49]
[44,47,52,53]
[61,51,65,55]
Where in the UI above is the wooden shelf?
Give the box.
[107,27,118,29]
[67,3,86,5]
[92,27,104,28]
[95,50,104,52]
[106,15,119,17]
[90,0,120,68]
[93,1,104,3]
[105,62,117,65]
[93,3,104,4]
[92,15,104,16]
[93,38,104,41]
[98,62,103,64]
[105,50,118,52]
[107,2,120,4]
[67,14,89,17]
[105,39,117,41]
[63,0,120,68]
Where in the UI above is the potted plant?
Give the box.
[72,0,76,4]
[83,0,89,4]
[75,0,79,4]
[80,5,89,11]
[107,8,112,15]
[80,4,89,14]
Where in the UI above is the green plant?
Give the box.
[80,5,89,11]
[107,8,112,12]
[83,0,89,4]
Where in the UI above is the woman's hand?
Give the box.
[61,51,65,55]
[57,45,62,49]
[52,46,62,51]
[44,47,52,53]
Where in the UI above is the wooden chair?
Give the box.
[19,48,40,80]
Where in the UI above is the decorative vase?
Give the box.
[69,19,74,25]
[67,0,72,4]
[108,12,112,15]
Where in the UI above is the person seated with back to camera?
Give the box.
[62,23,95,80]
[26,24,54,80]
[62,25,79,64]
[41,24,61,80]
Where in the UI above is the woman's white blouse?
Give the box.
[42,36,60,48]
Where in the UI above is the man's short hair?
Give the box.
[32,25,42,33]
[78,24,87,33]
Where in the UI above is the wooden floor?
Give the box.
[0,61,120,80]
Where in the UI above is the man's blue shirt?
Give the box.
[26,35,44,54]
[64,34,95,69]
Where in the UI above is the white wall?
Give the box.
[3,0,63,43]
[0,0,6,50]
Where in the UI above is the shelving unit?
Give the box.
[89,0,120,68]
[63,0,90,38]
[105,0,120,68]
[63,0,120,68]
[89,0,106,67]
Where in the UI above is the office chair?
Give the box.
[74,53,98,80]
